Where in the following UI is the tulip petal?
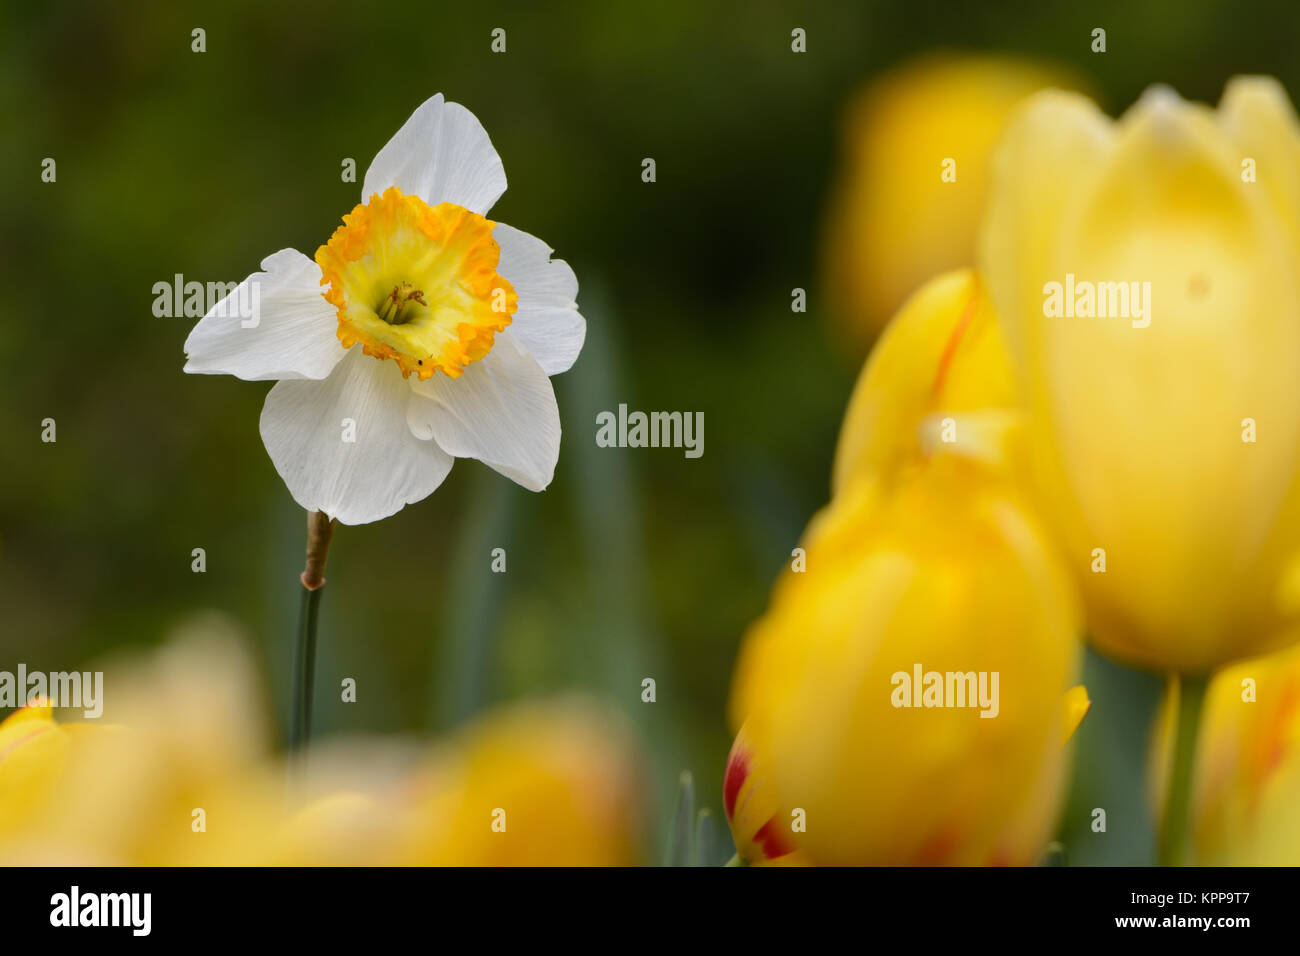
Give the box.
[259,348,453,524]
[1063,685,1091,742]
[729,462,1080,865]
[407,332,561,492]
[362,94,507,215]
[494,222,586,375]
[183,249,345,381]
[979,89,1112,374]
[1219,76,1300,246]
[832,269,1017,494]
[722,726,809,865]
[983,84,1300,671]
[0,700,73,841]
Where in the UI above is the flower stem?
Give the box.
[1158,673,1208,867]
[290,510,334,755]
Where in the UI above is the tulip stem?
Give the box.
[290,510,335,755]
[1158,673,1208,867]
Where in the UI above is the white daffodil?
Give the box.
[184,94,584,524]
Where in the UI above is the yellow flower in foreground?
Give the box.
[824,54,1078,349]
[0,700,104,847]
[981,77,1300,674]
[395,701,646,866]
[0,622,645,865]
[1150,642,1300,864]
[268,700,648,866]
[728,458,1081,865]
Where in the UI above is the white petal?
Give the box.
[260,349,453,524]
[493,222,586,375]
[408,332,560,492]
[362,93,507,215]
[183,249,345,381]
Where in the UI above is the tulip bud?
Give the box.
[824,54,1081,351]
[1150,642,1300,863]
[728,458,1081,865]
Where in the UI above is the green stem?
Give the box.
[1158,673,1209,867]
[290,511,334,755]
[290,583,323,753]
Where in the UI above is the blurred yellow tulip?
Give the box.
[1150,642,1300,863]
[0,618,647,865]
[395,700,646,866]
[727,456,1081,865]
[0,699,104,847]
[0,619,302,865]
[981,78,1300,674]
[824,54,1079,350]
[264,700,649,866]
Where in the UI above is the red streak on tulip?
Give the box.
[931,282,981,397]
[1263,680,1300,777]
[0,725,53,764]
[723,746,750,820]
[911,827,959,865]
[753,818,794,859]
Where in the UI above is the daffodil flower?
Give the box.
[184,94,585,524]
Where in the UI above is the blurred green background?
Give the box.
[2,0,1297,863]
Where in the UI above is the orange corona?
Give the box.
[315,186,517,380]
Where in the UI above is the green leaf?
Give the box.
[664,770,696,866]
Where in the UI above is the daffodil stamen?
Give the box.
[377,282,428,325]
[315,186,518,380]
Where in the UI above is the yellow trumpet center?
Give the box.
[315,186,517,380]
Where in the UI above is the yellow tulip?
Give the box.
[824,54,1079,349]
[1149,642,1300,863]
[395,700,646,866]
[0,621,647,865]
[727,458,1081,865]
[725,682,1090,866]
[0,622,285,865]
[0,700,94,846]
[980,78,1300,674]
